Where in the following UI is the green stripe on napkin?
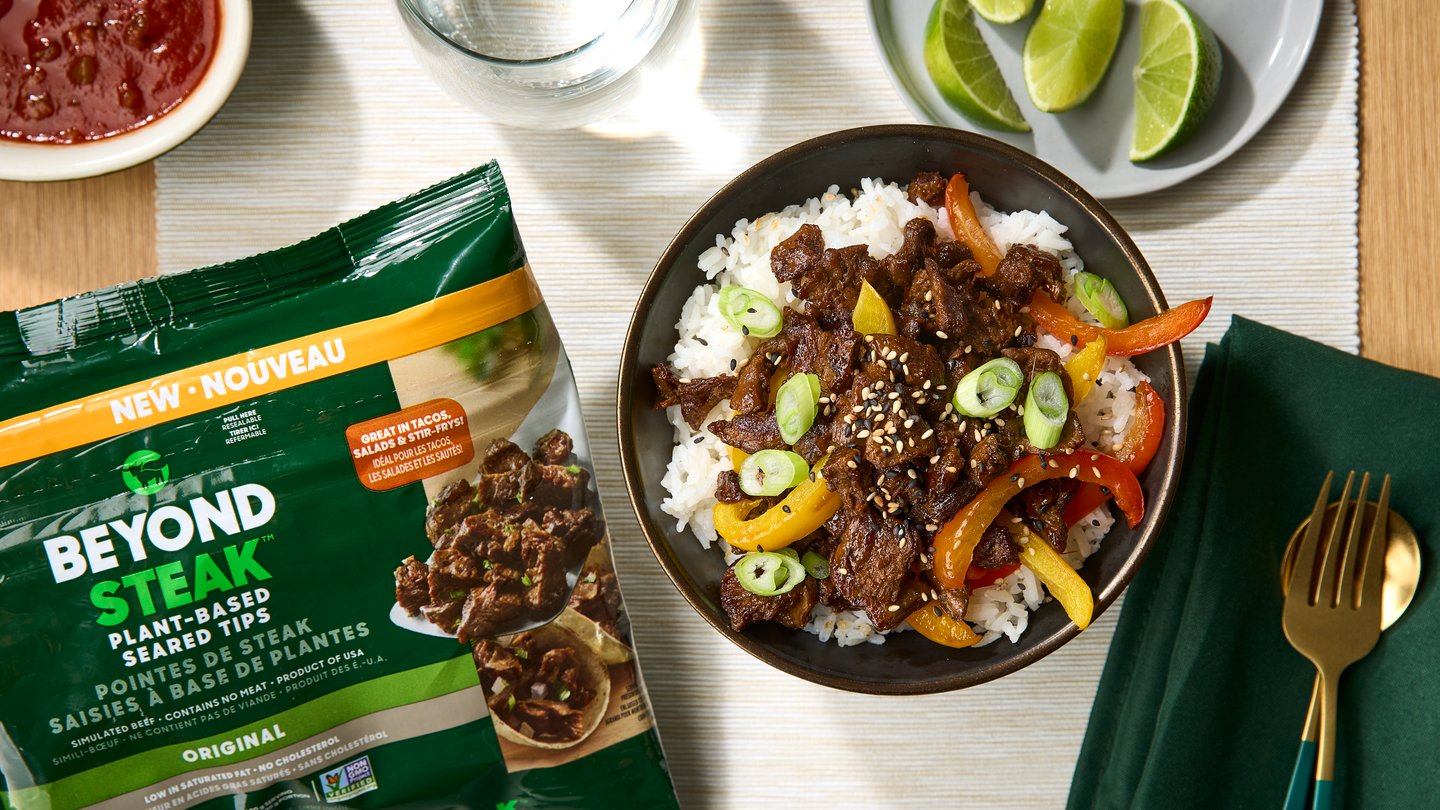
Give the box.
[1069,317,1438,809]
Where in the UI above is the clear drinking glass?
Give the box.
[395,0,696,129]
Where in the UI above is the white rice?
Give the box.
[659,178,1148,646]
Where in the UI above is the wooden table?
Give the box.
[2,4,1435,377]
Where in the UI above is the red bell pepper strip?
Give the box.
[967,561,1021,589]
[944,173,1003,276]
[1028,293,1213,357]
[933,452,1144,588]
[1064,381,1166,524]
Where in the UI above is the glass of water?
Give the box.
[395,0,696,129]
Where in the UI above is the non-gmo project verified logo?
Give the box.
[318,756,379,803]
[120,449,170,495]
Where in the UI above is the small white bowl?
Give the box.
[0,0,251,182]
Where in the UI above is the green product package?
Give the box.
[0,163,681,810]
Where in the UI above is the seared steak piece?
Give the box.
[714,470,746,503]
[906,171,948,206]
[481,439,532,475]
[421,600,463,633]
[520,526,567,614]
[531,464,588,510]
[708,412,786,453]
[427,547,484,605]
[532,429,574,464]
[770,222,825,284]
[537,507,598,552]
[730,340,782,414]
[973,524,1020,570]
[509,700,586,743]
[456,577,524,644]
[828,510,921,631]
[652,365,736,430]
[474,639,525,688]
[394,556,430,616]
[935,583,972,622]
[1021,479,1075,553]
[536,647,595,708]
[425,478,475,543]
[719,565,819,632]
[979,243,1066,303]
[474,463,540,509]
[569,569,623,637]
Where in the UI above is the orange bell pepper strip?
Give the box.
[944,173,1003,276]
[713,463,840,552]
[906,604,981,648]
[1028,293,1213,357]
[1063,333,1107,403]
[1064,381,1166,524]
[932,452,1145,589]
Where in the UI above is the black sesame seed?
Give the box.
[747,307,756,314]
[693,436,703,444]
[696,337,709,346]
[730,359,737,371]
[742,325,750,335]
[782,505,791,513]
[1100,486,1111,495]
[1070,334,1078,346]
[1091,519,1100,526]
[1010,473,1021,482]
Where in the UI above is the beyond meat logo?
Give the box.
[121,449,170,495]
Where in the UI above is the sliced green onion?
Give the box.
[775,373,820,444]
[520,574,533,587]
[514,648,527,660]
[776,547,800,561]
[738,449,809,497]
[506,694,516,711]
[718,286,783,338]
[952,357,1024,418]
[734,551,805,596]
[1075,272,1129,329]
[1023,371,1069,449]
[558,687,572,701]
[801,550,830,579]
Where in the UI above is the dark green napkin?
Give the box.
[1068,317,1439,809]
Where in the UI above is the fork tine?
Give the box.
[1286,470,1334,605]
[1336,472,1371,608]
[1359,474,1392,610]
[1315,471,1355,608]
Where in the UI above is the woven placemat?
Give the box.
[156,1,1357,805]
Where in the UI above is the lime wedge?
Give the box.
[969,0,1035,25]
[1130,0,1222,162]
[924,0,1030,132]
[1022,0,1124,113]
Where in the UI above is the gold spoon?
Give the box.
[1280,499,1420,809]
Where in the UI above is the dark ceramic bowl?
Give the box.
[617,125,1185,694]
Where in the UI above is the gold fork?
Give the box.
[1281,470,1391,810]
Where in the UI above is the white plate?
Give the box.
[867,0,1324,198]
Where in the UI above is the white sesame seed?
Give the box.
[847,460,858,469]
[1017,477,1026,488]
[994,418,1005,427]
[857,429,871,439]
[1014,326,1023,337]
[904,419,914,429]
[907,468,916,479]
[935,331,948,339]
[922,429,934,439]
[887,605,900,612]
[1092,466,1102,477]
[836,568,848,575]
[924,290,932,302]
[1068,467,1078,478]
[1049,460,1059,469]
[947,466,958,473]
[899,352,909,363]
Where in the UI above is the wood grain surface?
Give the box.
[1356,0,1440,376]
[0,164,155,309]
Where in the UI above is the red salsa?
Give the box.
[0,0,220,144]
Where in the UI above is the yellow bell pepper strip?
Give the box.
[906,604,981,648]
[944,173,1003,276]
[1063,333,1107,404]
[852,279,898,335]
[728,446,749,469]
[713,462,841,552]
[931,451,1145,588]
[1002,512,1094,630]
